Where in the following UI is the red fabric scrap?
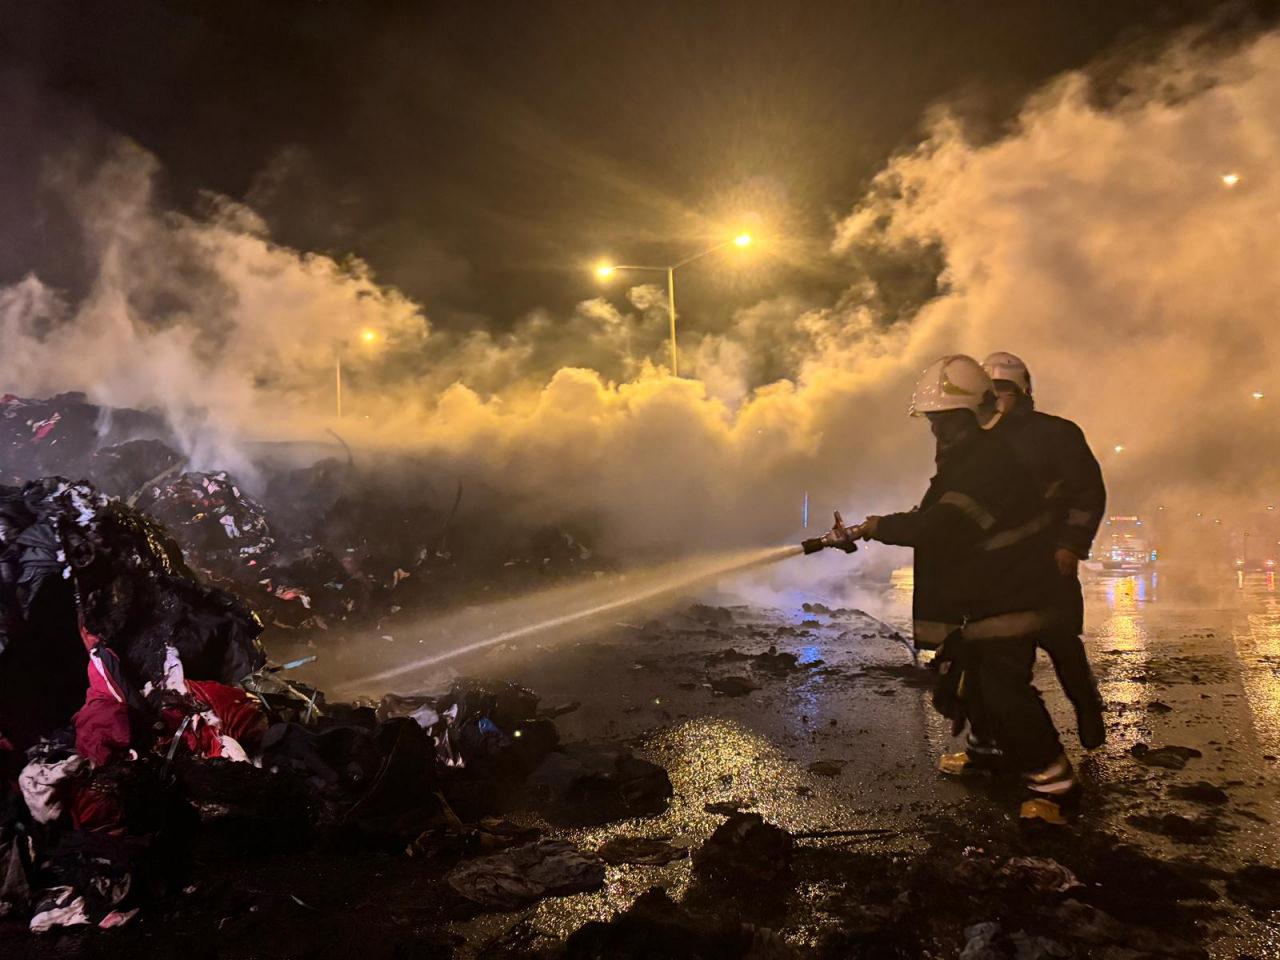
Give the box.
[74,696,131,767]
[184,680,267,751]
[30,413,61,441]
[68,777,125,834]
[157,705,220,758]
[74,657,132,766]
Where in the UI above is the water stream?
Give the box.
[330,544,802,695]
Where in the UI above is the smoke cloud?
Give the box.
[3,28,1279,560]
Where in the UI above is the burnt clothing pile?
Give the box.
[0,397,421,631]
[126,465,408,629]
[88,440,187,501]
[0,487,659,932]
[1,395,612,638]
[0,478,277,929]
[381,680,672,827]
[134,471,276,577]
[0,478,266,749]
[0,394,172,488]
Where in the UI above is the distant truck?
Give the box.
[1099,516,1156,572]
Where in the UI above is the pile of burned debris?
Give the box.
[0,477,667,935]
[0,393,609,633]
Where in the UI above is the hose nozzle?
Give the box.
[801,510,859,555]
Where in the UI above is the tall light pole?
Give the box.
[335,349,343,418]
[595,233,752,377]
[335,327,381,418]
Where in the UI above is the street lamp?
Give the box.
[594,233,753,377]
[335,328,381,418]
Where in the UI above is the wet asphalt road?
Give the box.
[345,568,1274,957]
[284,563,1280,957]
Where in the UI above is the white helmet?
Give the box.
[909,355,995,417]
[981,351,1032,395]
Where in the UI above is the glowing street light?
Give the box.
[335,329,382,418]
[1222,172,1241,187]
[1252,390,1265,400]
[592,232,754,376]
[1113,444,1125,454]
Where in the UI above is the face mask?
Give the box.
[928,410,977,460]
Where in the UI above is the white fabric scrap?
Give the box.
[29,887,89,933]
[19,756,85,824]
[218,736,250,764]
[161,644,188,694]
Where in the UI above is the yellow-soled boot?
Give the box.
[938,751,982,775]
[1019,797,1069,825]
[1019,753,1078,825]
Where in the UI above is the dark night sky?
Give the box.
[0,0,1268,330]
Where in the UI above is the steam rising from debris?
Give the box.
[4,30,1280,555]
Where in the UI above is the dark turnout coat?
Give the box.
[873,426,1059,649]
[996,402,1106,560]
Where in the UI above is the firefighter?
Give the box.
[837,355,1075,818]
[981,351,1107,750]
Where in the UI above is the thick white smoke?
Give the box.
[2,29,1279,558]
[835,33,1280,520]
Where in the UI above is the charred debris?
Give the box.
[0,471,668,937]
[1,393,609,634]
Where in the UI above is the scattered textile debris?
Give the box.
[710,676,759,697]
[596,836,689,866]
[445,839,605,910]
[1129,743,1203,770]
[997,857,1080,893]
[693,813,793,889]
[526,741,672,826]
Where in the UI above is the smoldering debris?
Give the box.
[0,479,672,936]
[0,393,615,637]
[0,393,174,487]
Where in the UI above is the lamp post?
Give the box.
[595,233,752,377]
[335,327,381,418]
